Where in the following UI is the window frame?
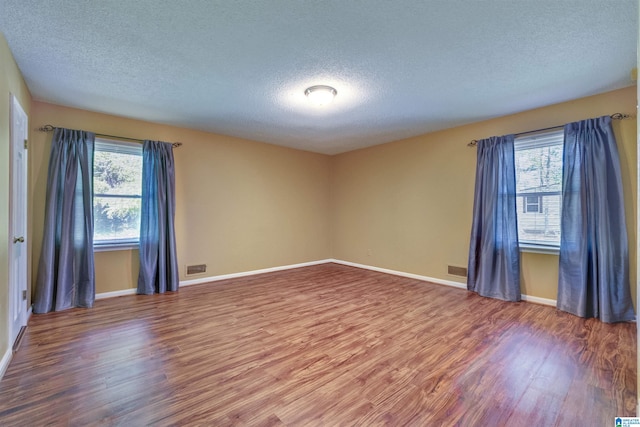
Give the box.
[523,195,543,213]
[93,138,143,252]
[514,129,564,254]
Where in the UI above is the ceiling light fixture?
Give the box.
[304,85,337,106]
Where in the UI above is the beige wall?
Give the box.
[332,86,637,305]
[30,102,332,294]
[25,86,638,306]
[0,33,31,359]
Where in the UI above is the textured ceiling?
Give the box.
[0,1,637,154]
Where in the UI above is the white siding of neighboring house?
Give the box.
[516,194,561,245]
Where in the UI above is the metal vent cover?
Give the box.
[186,264,207,275]
[447,265,467,277]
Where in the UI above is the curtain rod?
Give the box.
[36,124,183,148]
[467,113,634,147]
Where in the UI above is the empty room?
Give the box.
[0,1,638,425]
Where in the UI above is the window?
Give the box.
[514,130,563,251]
[93,138,142,249]
[524,195,542,213]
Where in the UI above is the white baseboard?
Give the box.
[179,259,333,287]
[520,294,557,306]
[95,288,137,299]
[95,259,334,299]
[0,348,12,381]
[330,259,557,307]
[330,259,468,289]
[94,258,557,308]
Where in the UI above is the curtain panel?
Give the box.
[558,116,634,323]
[34,128,95,313]
[467,135,521,302]
[137,140,179,294]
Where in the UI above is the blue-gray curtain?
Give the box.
[34,128,95,313]
[467,135,521,302]
[557,116,634,323]
[137,140,179,294]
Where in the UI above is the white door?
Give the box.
[9,94,28,347]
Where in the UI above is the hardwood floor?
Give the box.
[0,263,636,426]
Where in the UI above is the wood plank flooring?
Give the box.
[0,263,636,426]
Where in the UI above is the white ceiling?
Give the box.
[0,1,636,154]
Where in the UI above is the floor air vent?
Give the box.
[186,264,207,275]
[447,265,467,277]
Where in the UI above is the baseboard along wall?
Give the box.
[179,259,333,287]
[329,259,557,307]
[0,348,12,382]
[95,259,334,299]
[1,305,35,381]
[94,258,557,307]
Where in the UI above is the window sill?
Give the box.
[519,243,559,255]
[94,242,139,252]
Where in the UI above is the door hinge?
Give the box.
[24,139,27,149]
[22,290,27,300]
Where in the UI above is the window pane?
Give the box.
[514,131,563,248]
[94,196,141,242]
[515,146,562,194]
[525,196,540,213]
[516,194,561,246]
[93,139,142,245]
[94,150,142,196]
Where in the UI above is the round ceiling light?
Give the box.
[304,85,337,106]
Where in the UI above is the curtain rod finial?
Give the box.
[38,124,55,132]
[610,112,635,120]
